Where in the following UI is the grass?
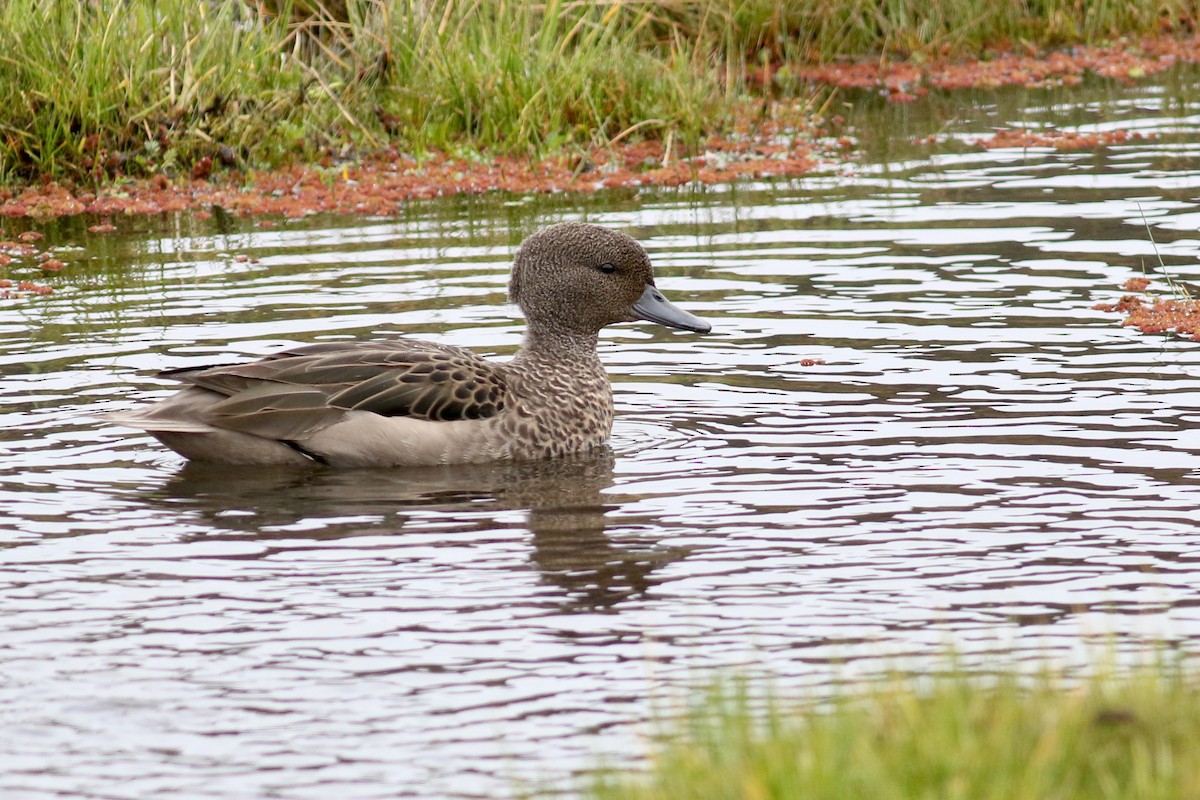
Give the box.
[587,660,1200,800]
[0,0,1196,185]
[0,1,314,181]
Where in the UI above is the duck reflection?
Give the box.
[151,448,682,610]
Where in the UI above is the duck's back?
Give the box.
[109,338,614,467]
[110,339,513,466]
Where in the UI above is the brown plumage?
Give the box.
[107,222,711,467]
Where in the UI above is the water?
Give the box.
[6,76,1200,798]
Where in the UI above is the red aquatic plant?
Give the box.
[1094,279,1200,341]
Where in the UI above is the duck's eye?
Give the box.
[597,262,617,274]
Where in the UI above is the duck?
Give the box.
[108,222,711,467]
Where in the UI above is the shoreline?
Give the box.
[4,33,1200,224]
[0,132,823,222]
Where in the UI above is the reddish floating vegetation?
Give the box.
[799,358,826,367]
[0,240,39,258]
[0,132,820,222]
[0,279,53,298]
[1094,279,1200,340]
[977,128,1149,150]
[0,229,69,299]
[795,34,1200,99]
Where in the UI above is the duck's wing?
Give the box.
[162,340,508,440]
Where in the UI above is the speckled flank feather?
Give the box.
[108,222,707,467]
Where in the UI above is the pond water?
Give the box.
[6,75,1200,798]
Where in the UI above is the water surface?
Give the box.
[5,76,1200,798]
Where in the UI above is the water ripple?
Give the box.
[5,76,1200,798]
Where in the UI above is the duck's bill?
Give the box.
[631,284,711,334]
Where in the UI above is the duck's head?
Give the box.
[509,222,710,336]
